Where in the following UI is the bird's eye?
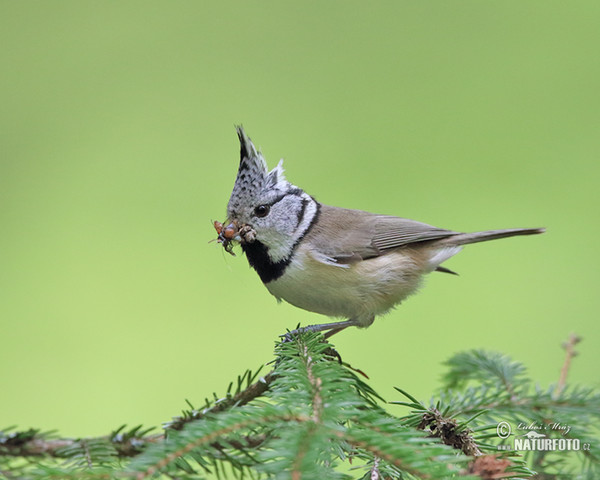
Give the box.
[254,205,270,218]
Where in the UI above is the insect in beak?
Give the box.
[213,220,240,256]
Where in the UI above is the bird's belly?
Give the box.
[264,249,425,321]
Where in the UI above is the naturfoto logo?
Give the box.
[496,421,591,452]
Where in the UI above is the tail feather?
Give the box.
[436,227,545,247]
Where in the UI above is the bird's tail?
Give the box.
[436,227,545,247]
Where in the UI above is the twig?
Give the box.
[0,435,162,458]
[370,456,381,480]
[167,369,277,431]
[554,333,581,398]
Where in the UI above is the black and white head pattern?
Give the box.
[226,127,319,282]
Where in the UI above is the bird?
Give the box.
[216,126,544,337]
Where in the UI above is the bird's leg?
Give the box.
[281,319,361,341]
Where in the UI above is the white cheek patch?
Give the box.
[262,193,319,264]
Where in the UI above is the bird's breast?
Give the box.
[264,246,426,320]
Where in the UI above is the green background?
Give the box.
[1,2,599,438]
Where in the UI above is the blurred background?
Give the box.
[1,2,598,438]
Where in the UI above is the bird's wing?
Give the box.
[306,205,460,265]
[371,215,459,253]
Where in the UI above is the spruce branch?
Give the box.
[418,408,482,456]
[1,332,598,479]
[166,366,277,431]
[133,414,305,480]
[0,426,160,460]
[393,337,600,480]
[0,364,278,463]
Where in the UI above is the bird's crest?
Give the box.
[228,127,289,216]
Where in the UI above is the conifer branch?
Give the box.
[418,408,482,456]
[136,418,266,480]
[0,435,74,457]
[1,332,598,479]
[166,368,278,431]
[336,429,436,479]
[0,427,161,459]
